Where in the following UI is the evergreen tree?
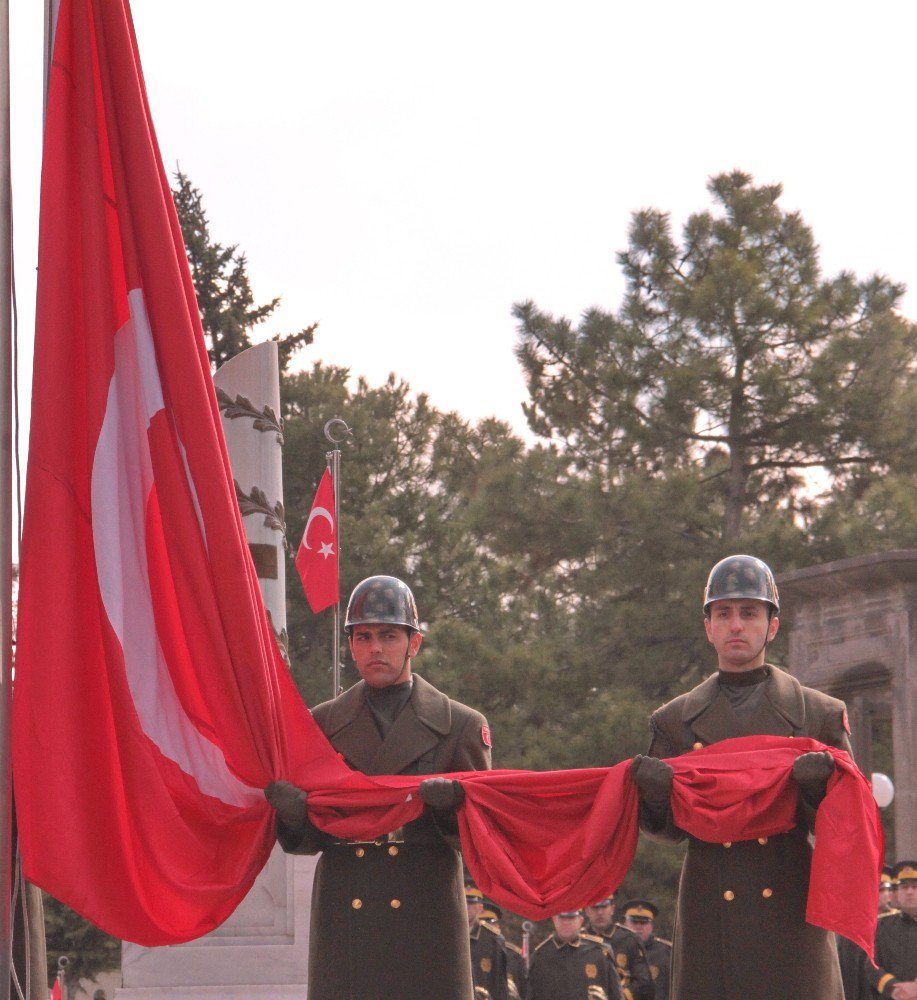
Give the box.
[172,170,316,372]
[43,895,119,993]
[515,170,917,541]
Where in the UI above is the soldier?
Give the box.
[865,860,917,998]
[526,910,624,1000]
[884,864,901,912]
[481,900,527,999]
[837,865,898,1000]
[622,900,671,1000]
[583,895,654,1000]
[265,575,492,1000]
[468,881,509,1000]
[631,554,852,1000]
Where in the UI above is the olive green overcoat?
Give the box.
[278,673,491,1000]
[643,664,850,1000]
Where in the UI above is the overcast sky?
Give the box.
[9,0,917,450]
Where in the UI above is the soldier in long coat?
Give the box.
[622,899,671,1000]
[526,911,625,1000]
[583,896,654,1000]
[266,576,492,1000]
[864,860,917,996]
[631,555,851,1000]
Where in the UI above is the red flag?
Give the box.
[50,982,62,1000]
[12,0,347,945]
[295,469,339,612]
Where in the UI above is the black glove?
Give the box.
[792,751,834,803]
[630,755,674,811]
[265,780,308,830]
[418,777,465,810]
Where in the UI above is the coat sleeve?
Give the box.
[430,706,492,846]
[638,713,686,845]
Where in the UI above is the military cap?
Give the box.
[465,879,484,903]
[893,860,917,884]
[555,909,583,918]
[587,895,614,907]
[481,901,502,922]
[621,899,658,922]
[880,866,895,889]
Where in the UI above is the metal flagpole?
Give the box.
[323,419,350,699]
[0,0,13,993]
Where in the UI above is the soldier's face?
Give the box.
[584,902,614,931]
[879,885,895,911]
[625,916,652,943]
[466,900,483,928]
[349,624,421,687]
[552,913,583,942]
[704,599,778,671]
[898,881,917,917]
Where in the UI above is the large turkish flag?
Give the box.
[12,0,345,945]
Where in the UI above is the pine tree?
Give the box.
[172,170,316,372]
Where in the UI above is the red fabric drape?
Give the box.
[302,736,882,958]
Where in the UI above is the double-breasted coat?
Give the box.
[277,673,492,1000]
[643,664,851,1000]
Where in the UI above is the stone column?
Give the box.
[777,550,917,858]
[117,343,314,999]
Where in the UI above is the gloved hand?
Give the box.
[792,751,834,802]
[418,777,465,810]
[265,780,308,829]
[630,755,674,810]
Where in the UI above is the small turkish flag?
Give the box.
[296,469,339,612]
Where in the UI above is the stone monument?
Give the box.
[777,549,917,858]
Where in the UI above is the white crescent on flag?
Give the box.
[303,505,334,549]
[90,289,260,808]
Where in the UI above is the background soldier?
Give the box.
[481,901,527,999]
[583,895,654,1000]
[622,900,670,1000]
[881,865,899,913]
[467,881,509,1000]
[866,861,917,998]
[631,555,851,1000]
[265,575,492,1000]
[526,910,624,1000]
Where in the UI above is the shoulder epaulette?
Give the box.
[504,940,523,956]
[480,921,504,939]
[655,937,672,946]
[534,936,554,952]
[878,909,900,919]
[581,933,609,947]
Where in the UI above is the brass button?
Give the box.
[388,845,399,856]
[723,890,735,901]
[355,847,365,858]
[762,888,773,898]
[390,899,401,909]
[352,899,362,909]
[758,837,768,845]
[723,842,732,848]
[692,742,703,750]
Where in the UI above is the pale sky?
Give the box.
[9,0,917,454]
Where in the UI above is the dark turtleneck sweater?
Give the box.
[717,665,770,726]
[364,678,414,738]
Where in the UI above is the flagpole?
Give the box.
[0,0,13,993]
[323,419,350,698]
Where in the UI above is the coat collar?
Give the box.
[317,674,452,775]
[682,664,805,743]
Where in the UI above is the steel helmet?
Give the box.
[344,575,421,635]
[703,555,779,617]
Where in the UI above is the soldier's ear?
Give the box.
[409,631,423,657]
[768,616,780,641]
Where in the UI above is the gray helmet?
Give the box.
[703,555,779,617]
[344,575,421,635]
